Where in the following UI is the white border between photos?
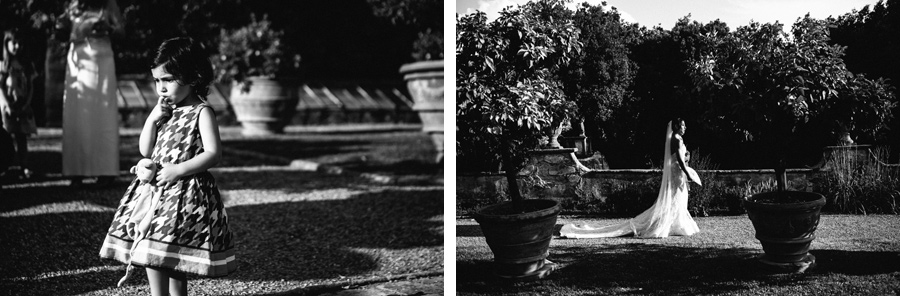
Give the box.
[443,0,457,294]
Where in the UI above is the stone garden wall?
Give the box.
[456,146,881,216]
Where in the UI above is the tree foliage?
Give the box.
[595,14,896,169]
[456,0,582,201]
[829,0,900,161]
[458,1,897,171]
[214,13,302,91]
[366,0,443,61]
[561,2,640,152]
[1,0,418,81]
[682,16,896,169]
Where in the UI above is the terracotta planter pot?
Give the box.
[229,77,299,135]
[473,199,561,281]
[399,60,443,163]
[743,191,825,268]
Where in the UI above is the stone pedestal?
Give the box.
[519,148,590,202]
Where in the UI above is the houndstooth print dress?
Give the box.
[99,103,236,277]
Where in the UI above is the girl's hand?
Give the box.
[148,96,173,125]
[155,163,183,187]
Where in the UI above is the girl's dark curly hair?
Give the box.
[150,37,214,101]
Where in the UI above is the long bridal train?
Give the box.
[559,121,700,238]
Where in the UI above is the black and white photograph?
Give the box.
[4,0,900,295]
[456,0,900,295]
[0,0,444,295]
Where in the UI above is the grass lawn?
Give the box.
[457,215,900,295]
[0,126,443,295]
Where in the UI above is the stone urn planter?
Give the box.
[229,77,299,136]
[743,191,826,272]
[542,117,568,149]
[473,199,561,281]
[399,60,443,163]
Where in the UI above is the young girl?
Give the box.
[99,37,236,296]
[0,30,37,180]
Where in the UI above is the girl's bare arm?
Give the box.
[139,97,171,157]
[156,106,221,186]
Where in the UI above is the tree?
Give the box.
[561,1,639,159]
[457,0,581,208]
[829,0,900,160]
[686,16,896,190]
[366,0,443,61]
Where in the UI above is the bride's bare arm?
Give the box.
[672,135,690,175]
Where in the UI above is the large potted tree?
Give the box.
[688,17,895,271]
[367,0,444,163]
[214,13,301,136]
[457,0,581,281]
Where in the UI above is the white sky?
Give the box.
[455,0,881,31]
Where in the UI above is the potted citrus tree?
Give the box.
[457,0,581,281]
[688,17,895,271]
[367,0,443,163]
[214,13,301,135]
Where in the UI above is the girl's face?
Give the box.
[151,65,194,107]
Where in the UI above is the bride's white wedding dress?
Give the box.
[559,122,700,238]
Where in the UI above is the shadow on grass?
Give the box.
[457,243,900,295]
[23,138,369,174]
[1,169,442,295]
[23,134,144,177]
[457,224,485,237]
[0,212,114,279]
[221,138,369,167]
[338,159,443,176]
[0,264,128,295]
[214,170,365,193]
[225,188,443,281]
[219,131,439,176]
[813,250,900,275]
[22,130,439,178]
[0,178,130,213]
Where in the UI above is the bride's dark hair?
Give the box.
[671,117,685,133]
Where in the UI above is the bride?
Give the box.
[560,119,701,238]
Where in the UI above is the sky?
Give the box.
[455,0,881,31]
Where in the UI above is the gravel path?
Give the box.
[0,127,443,296]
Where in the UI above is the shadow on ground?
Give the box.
[217,170,443,282]
[2,148,442,295]
[221,138,369,167]
[457,242,900,295]
[24,130,440,177]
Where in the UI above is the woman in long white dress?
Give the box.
[560,119,702,238]
[62,0,124,186]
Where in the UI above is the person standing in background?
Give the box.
[0,29,38,181]
[61,0,124,187]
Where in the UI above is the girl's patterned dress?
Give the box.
[99,103,236,277]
